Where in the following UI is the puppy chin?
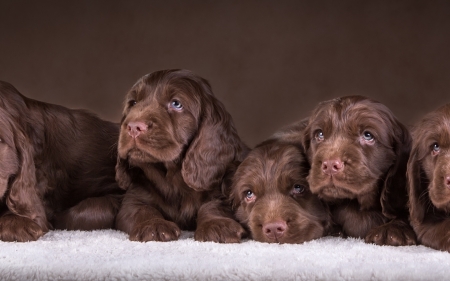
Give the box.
[126,149,160,165]
[314,182,356,201]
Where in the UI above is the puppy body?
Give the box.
[0,81,123,242]
[115,69,248,242]
[407,104,450,251]
[302,96,416,246]
[231,136,333,244]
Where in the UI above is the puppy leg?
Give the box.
[410,219,450,251]
[0,212,45,242]
[54,194,122,231]
[365,219,417,246]
[195,199,246,243]
[116,186,180,242]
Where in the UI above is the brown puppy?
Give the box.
[231,129,333,243]
[302,95,416,246]
[0,81,123,242]
[115,69,248,242]
[407,104,450,251]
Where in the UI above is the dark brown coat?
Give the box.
[407,104,450,251]
[0,81,123,242]
[302,95,416,245]
[115,69,248,242]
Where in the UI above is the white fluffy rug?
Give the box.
[1,229,450,281]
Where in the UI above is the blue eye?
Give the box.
[170,100,183,110]
[293,184,305,194]
[316,130,324,142]
[432,143,440,155]
[245,190,256,202]
[363,131,374,141]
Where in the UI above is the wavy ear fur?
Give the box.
[181,83,246,192]
[406,146,426,224]
[6,124,49,231]
[380,120,412,220]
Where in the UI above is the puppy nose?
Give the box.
[322,159,344,175]
[127,121,148,138]
[446,176,450,189]
[263,220,287,241]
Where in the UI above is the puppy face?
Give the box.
[411,104,450,212]
[303,96,407,208]
[232,142,329,244]
[118,71,203,166]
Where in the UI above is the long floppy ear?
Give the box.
[380,121,412,219]
[265,118,309,147]
[406,146,426,224]
[6,126,49,231]
[182,90,247,192]
[301,119,314,162]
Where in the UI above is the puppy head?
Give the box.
[303,96,410,212]
[408,104,450,220]
[116,69,246,191]
[231,142,329,244]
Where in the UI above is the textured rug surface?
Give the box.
[1,229,450,281]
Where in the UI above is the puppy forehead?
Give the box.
[312,97,392,134]
[129,74,203,104]
[415,107,450,148]
[236,144,306,191]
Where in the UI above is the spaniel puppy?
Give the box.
[115,69,248,242]
[302,96,416,245]
[0,81,123,242]
[231,127,334,244]
[407,104,450,251]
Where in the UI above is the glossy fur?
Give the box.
[115,69,248,243]
[231,134,334,244]
[302,96,416,246]
[0,81,123,242]
[407,104,450,251]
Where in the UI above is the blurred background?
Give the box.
[1,0,449,147]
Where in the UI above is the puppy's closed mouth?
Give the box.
[318,182,355,200]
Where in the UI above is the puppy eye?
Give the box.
[128,100,137,108]
[245,190,256,203]
[170,100,183,110]
[292,184,306,194]
[432,143,440,156]
[362,131,375,142]
[315,130,324,142]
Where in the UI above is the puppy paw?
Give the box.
[130,218,181,242]
[0,214,45,242]
[365,220,417,246]
[195,218,246,243]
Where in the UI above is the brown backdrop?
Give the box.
[1,0,449,147]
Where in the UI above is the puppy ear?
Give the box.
[380,120,411,219]
[115,157,133,190]
[406,146,426,223]
[182,88,246,192]
[6,127,49,231]
[266,118,308,147]
[302,120,314,161]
